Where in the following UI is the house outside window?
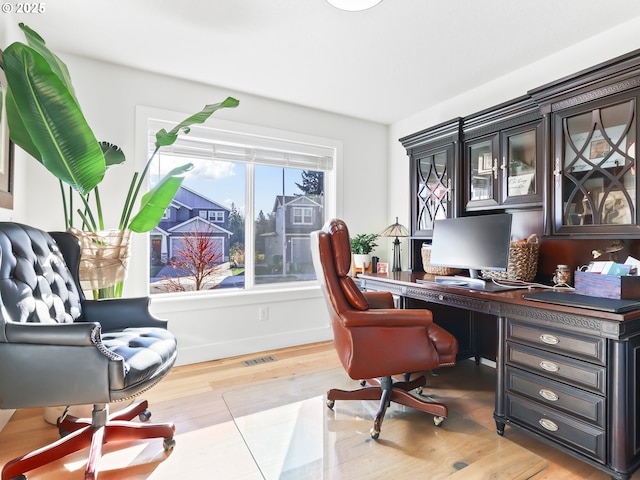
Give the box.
[146,116,336,295]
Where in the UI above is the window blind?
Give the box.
[148,121,334,171]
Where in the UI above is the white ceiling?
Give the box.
[5,0,640,124]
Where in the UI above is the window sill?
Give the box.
[149,282,323,312]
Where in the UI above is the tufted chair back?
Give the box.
[0,223,82,330]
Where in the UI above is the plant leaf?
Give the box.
[18,23,77,100]
[4,87,41,161]
[127,163,193,233]
[155,97,239,148]
[100,142,126,168]
[3,42,105,194]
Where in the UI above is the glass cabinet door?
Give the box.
[466,136,499,209]
[553,97,637,234]
[501,122,541,206]
[414,148,451,235]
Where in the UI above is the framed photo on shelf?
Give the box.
[0,50,14,210]
[589,138,610,159]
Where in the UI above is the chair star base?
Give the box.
[326,375,448,439]
[2,400,175,480]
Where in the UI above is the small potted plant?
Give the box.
[350,233,378,269]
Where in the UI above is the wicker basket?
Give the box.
[481,234,540,282]
[421,244,462,275]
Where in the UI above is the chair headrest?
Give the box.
[325,219,352,278]
[322,219,369,311]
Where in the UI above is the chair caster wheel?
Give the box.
[326,399,335,409]
[370,427,380,439]
[138,409,152,422]
[163,437,176,451]
[433,416,445,427]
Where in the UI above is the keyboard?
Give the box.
[523,291,640,313]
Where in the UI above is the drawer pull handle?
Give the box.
[539,360,559,372]
[539,389,559,402]
[540,334,559,345]
[539,418,559,432]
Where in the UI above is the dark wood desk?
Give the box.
[359,272,640,480]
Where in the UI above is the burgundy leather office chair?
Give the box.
[311,219,458,439]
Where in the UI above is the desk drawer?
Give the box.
[505,366,605,427]
[506,393,605,463]
[506,343,606,394]
[507,319,605,364]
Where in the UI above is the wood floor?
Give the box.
[0,341,636,479]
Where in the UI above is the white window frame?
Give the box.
[135,106,342,297]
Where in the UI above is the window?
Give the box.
[293,207,313,225]
[209,211,224,223]
[144,114,337,295]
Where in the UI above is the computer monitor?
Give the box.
[428,213,512,283]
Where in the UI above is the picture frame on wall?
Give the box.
[0,50,14,210]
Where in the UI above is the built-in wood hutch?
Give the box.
[394,48,640,480]
[401,48,640,281]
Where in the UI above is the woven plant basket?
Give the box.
[481,233,540,282]
[421,244,462,275]
[69,228,131,294]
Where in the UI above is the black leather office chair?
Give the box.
[0,223,177,480]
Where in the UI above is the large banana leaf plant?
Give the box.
[1,23,239,233]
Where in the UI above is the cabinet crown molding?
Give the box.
[400,118,462,150]
[530,47,640,111]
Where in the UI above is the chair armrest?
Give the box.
[4,322,100,346]
[341,308,433,328]
[81,297,168,331]
[362,291,395,309]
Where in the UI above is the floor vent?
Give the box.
[243,355,277,367]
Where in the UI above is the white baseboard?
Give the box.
[175,327,332,366]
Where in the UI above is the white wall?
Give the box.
[7,15,640,366]
[388,16,640,270]
[3,43,388,365]
[0,19,27,224]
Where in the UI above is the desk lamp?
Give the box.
[380,217,409,272]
